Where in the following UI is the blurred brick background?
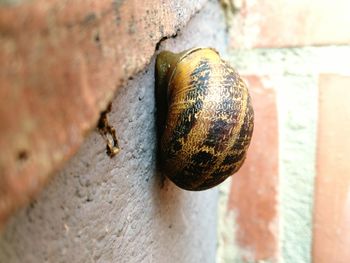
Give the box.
[217,0,350,262]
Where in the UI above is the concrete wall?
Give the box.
[0,1,227,262]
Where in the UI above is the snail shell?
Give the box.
[155,47,254,191]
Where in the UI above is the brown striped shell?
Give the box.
[155,47,254,191]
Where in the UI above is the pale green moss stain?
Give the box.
[220,46,350,263]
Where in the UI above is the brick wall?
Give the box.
[1,0,350,262]
[217,0,350,262]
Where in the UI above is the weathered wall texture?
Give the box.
[0,0,206,225]
[0,0,227,262]
[217,0,350,262]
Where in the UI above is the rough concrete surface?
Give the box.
[0,0,206,226]
[0,1,226,262]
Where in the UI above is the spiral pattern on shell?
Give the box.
[156,47,254,191]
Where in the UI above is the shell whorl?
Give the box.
[156,47,254,191]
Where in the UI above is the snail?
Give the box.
[155,47,254,191]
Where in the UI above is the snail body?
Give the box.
[156,47,254,191]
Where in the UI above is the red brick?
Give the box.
[228,76,279,261]
[312,74,350,263]
[230,0,350,48]
[0,0,206,227]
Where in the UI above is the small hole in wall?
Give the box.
[94,32,100,43]
[17,150,29,161]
